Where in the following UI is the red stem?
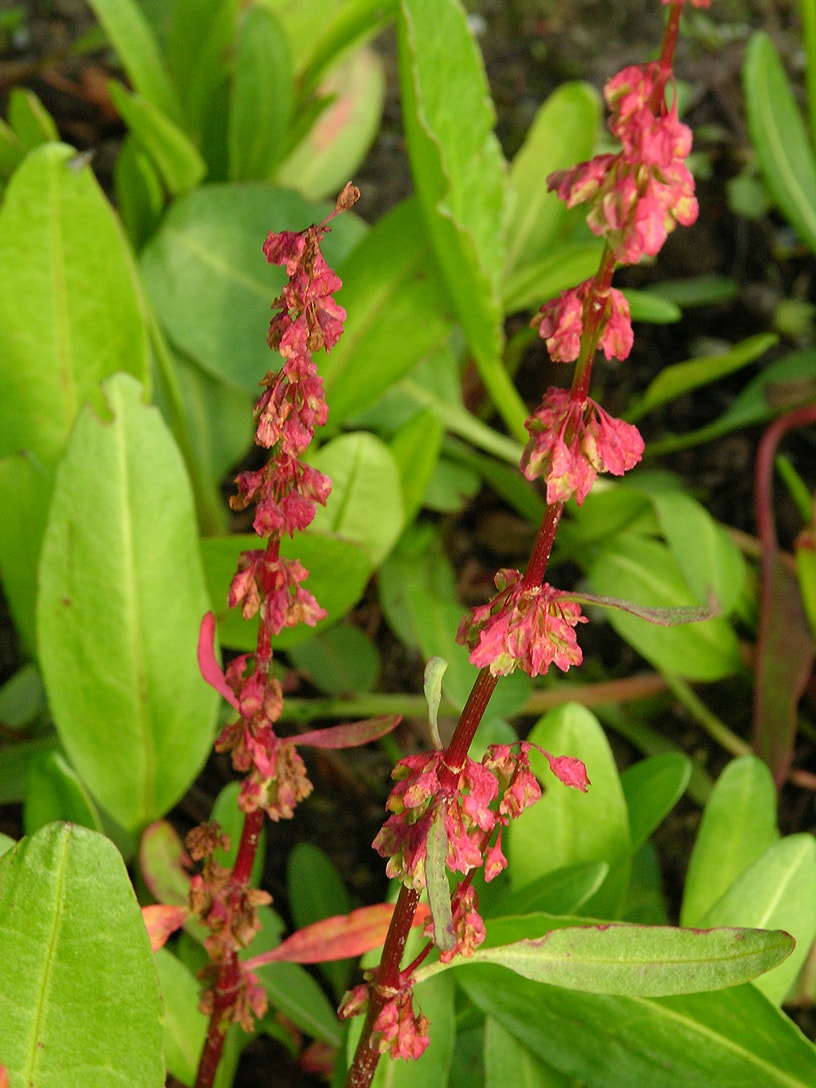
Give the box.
[194,807,266,1088]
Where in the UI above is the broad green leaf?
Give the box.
[154,947,207,1087]
[504,81,600,276]
[624,288,682,324]
[23,751,102,835]
[36,374,219,830]
[167,0,239,140]
[0,116,25,178]
[229,5,293,181]
[0,823,164,1088]
[485,1017,570,1088]
[493,862,609,918]
[308,432,405,566]
[459,965,816,1088]
[699,834,816,1005]
[390,408,445,523]
[254,960,343,1046]
[323,199,452,429]
[108,82,206,195]
[8,88,59,149]
[620,752,691,853]
[0,143,150,465]
[288,622,380,695]
[627,333,777,424]
[508,704,631,918]
[646,489,746,615]
[140,184,366,394]
[286,0,398,90]
[275,46,385,199]
[588,535,742,681]
[398,0,527,440]
[456,924,792,996]
[0,738,59,805]
[85,0,182,123]
[682,756,780,927]
[744,32,816,252]
[201,531,372,651]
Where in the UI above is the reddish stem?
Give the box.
[194,807,266,1088]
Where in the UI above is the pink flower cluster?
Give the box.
[521,387,645,506]
[340,975,431,1062]
[457,568,588,678]
[548,61,698,267]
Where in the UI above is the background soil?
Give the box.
[1,1,815,1084]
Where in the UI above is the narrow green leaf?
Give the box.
[323,199,452,429]
[744,32,816,252]
[167,0,239,140]
[699,834,816,1005]
[229,5,293,180]
[460,924,792,996]
[588,535,742,681]
[424,656,448,750]
[288,623,380,696]
[108,81,206,195]
[23,751,102,834]
[459,965,816,1088]
[36,374,219,830]
[0,453,53,652]
[254,961,343,1046]
[508,704,631,918]
[114,136,166,248]
[286,841,352,997]
[85,0,182,123]
[621,752,691,853]
[0,143,150,465]
[398,0,527,440]
[390,408,445,523]
[427,804,456,952]
[503,241,605,313]
[8,88,59,149]
[0,823,164,1088]
[627,333,777,423]
[0,116,26,178]
[154,947,207,1087]
[504,81,600,275]
[682,756,780,927]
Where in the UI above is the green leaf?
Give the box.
[8,88,59,150]
[114,136,165,248]
[108,82,206,195]
[502,241,604,314]
[0,116,26,178]
[626,333,777,423]
[288,623,380,695]
[308,432,405,566]
[508,704,631,918]
[85,0,183,123]
[36,374,219,830]
[0,823,164,1088]
[254,960,343,1046]
[588,535,742,681]
[0,143,150,465]
[620,752,691,853]
[457,924,792,996]
[167,0,239,141]
[485,1017,570,1088]
[427,804,456,952]
[744,32,816,252]
[140,184,366,394]
[23,751,102,835]
[424,656,448,749]
[682,756,780,927]
[228,5,293,180]
[398,0,527,440]
[0,453,53,652]
[698,834,816,1005]
[390,408,445,523]
[504,81,600,276]
[275,46,385,199]
[154,947,207,1087]
[201,531,372,651]
[647,488,747,615]
[323,199,452,429]
[459,966,816,1088]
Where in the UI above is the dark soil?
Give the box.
[2,0,816,1083]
